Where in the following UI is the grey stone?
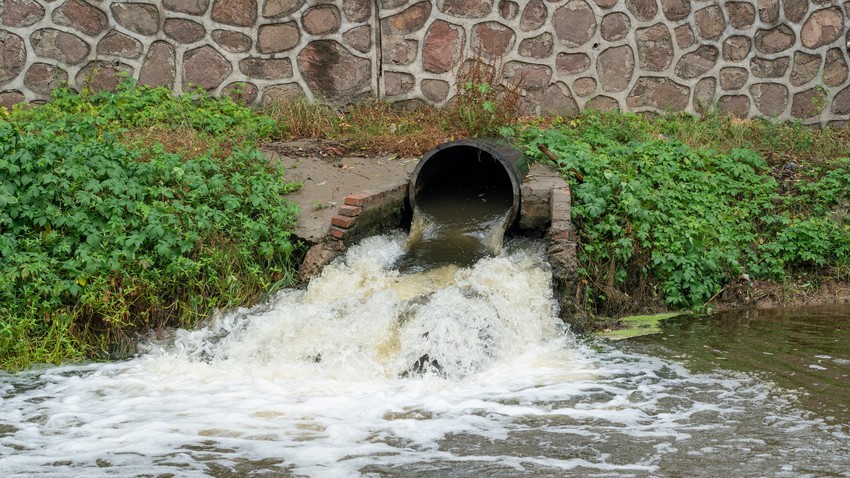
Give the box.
[381,2,430,35]
[751,56,790,78]
[257,22,299,54]
[164,0,210,15]
[212,30,252,53]
[720,67,748,90]
[718,95,750,118]
[626,77,689,111]
[97,30,143,59]
[384,71,414,96]
[262,0,304,18]
[260,82,304,106]
[297,40,371,101]
[437,0,493,18]
[30,28,89,65]
[723,36,751,62]
[504,61,552,89]
[726,1,756,29]
[572,77,596,97]
[694,5,725,40]
[471,21,515,59]
[800,7,844,50]
[556,52,590,74]
[302,5,340,35]
[586,95,619,111]
[792,87,827,118]
[693,77,716,114]
[140,41,176,88]
[343,0,371,23]
[0,31,26,83]
[52,0,108,37]
[600,12,630,42]
[183,46,232,90]
[76,61,133,92]
[223,81,258,105]
[782,0,808,22]
[519,32,554,59]
[24,62,67,95]
[111,3,160,36]
[790,51,821,86]
[675,45,718,79]
[553,0,596,48]
[164,19,206,44]
[636,23,673,72]
[212,0,258,27]
[660,0,689,21]
[541,82,578,116]
[1,0,45,27]
[423,20,463,73]
[239,57,293,80]
[824,48,849,87]
[750,82,789,116]
[673,24,694,49]
[421,78,449,102]
[754,24,795,54]
[342,25,372,53]
[597,45,634,92]
[520,0,547,31]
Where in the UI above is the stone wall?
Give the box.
[1,1,849,125]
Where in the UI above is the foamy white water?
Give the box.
[1,235,848,477]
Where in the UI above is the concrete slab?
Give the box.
[262,140,419,243]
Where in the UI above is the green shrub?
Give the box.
[0,82,300,369]
[522,111,850,313]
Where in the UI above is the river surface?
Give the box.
[1,234,849,477]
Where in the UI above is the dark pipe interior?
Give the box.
[413,146,514,219]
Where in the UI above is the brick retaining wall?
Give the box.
[1,1,849,125]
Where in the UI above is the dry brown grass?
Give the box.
[121,126,234,159]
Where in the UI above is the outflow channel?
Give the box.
[1,235,849,477]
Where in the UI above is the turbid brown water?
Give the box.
[1,236,848,477]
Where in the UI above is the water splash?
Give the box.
[1,235,848,477]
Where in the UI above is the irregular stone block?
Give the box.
[297,40,371,101]
[693,77,716,114]
[240,57,293,80]
[385,39,417,65]
[303,5,340,35]
[601,12,630,42]
[212,0,257,27]
[76,61,133,92]
[212,30,252,53]
[597,45,634,92]
[586,95,619,111]
[223,81,258,105]
[381,0,409,8]
[720,67,748,91]
[471,21,515,59]
[625,0,658,21]
[723,36,751,62]
[257,22,299,54]
[343,0,371,23]
[556,52,590,74]
[572,77,596,97]
[97,30,143,58]
[755,24,795,54]
[758,0,779,23]
[673,24,694,49]
[165,19,206,44]
[519,32,554,59]
[499,0,518,20]
[553,0,596,48]
[719,95,750,118]
[801,7,844,50]
[627,77,689,110]
[0,90,24,109]
[164,0,210,15]
[24,63,67,95]
[260,82,304,106]
[751,82,789,116]
[675,45,718,79]
[384,71,414,96]
[833,85,850,115]
[421,78,449,102]
[520,0,547,32]
[183,46,232,90]
[111,3,159,36]
[423,20,463,73]
[726,1,756,29]
[824,48,849,87]
[782,0,807,23]
[790,51,821,86]
[751,56,790,78]
[263,0,304,18]
[660,0,689,21]
[694,5,725,40]
[1,0,45,28]
[0,31,26,83]
[437,0,492,18]
[31,28,89,65]
[636,23,672,72]
[343,25,371,53]
[381,1,430,35]
[505,61,551,89]
[792,88,827,118]
[541,82,578,116]
[139,41,176,88]
[52,0,107,37]
[593,0,617,8]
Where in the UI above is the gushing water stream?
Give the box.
[1,235,849,477]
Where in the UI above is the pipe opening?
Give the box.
[398,139,529,272]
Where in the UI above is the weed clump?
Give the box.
[0,82,301,370]
[522,111,850,316]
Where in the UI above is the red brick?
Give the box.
[330,227,346,239]
[331,214,358,228]
[344,192,371,206]
[338,204,362,217]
